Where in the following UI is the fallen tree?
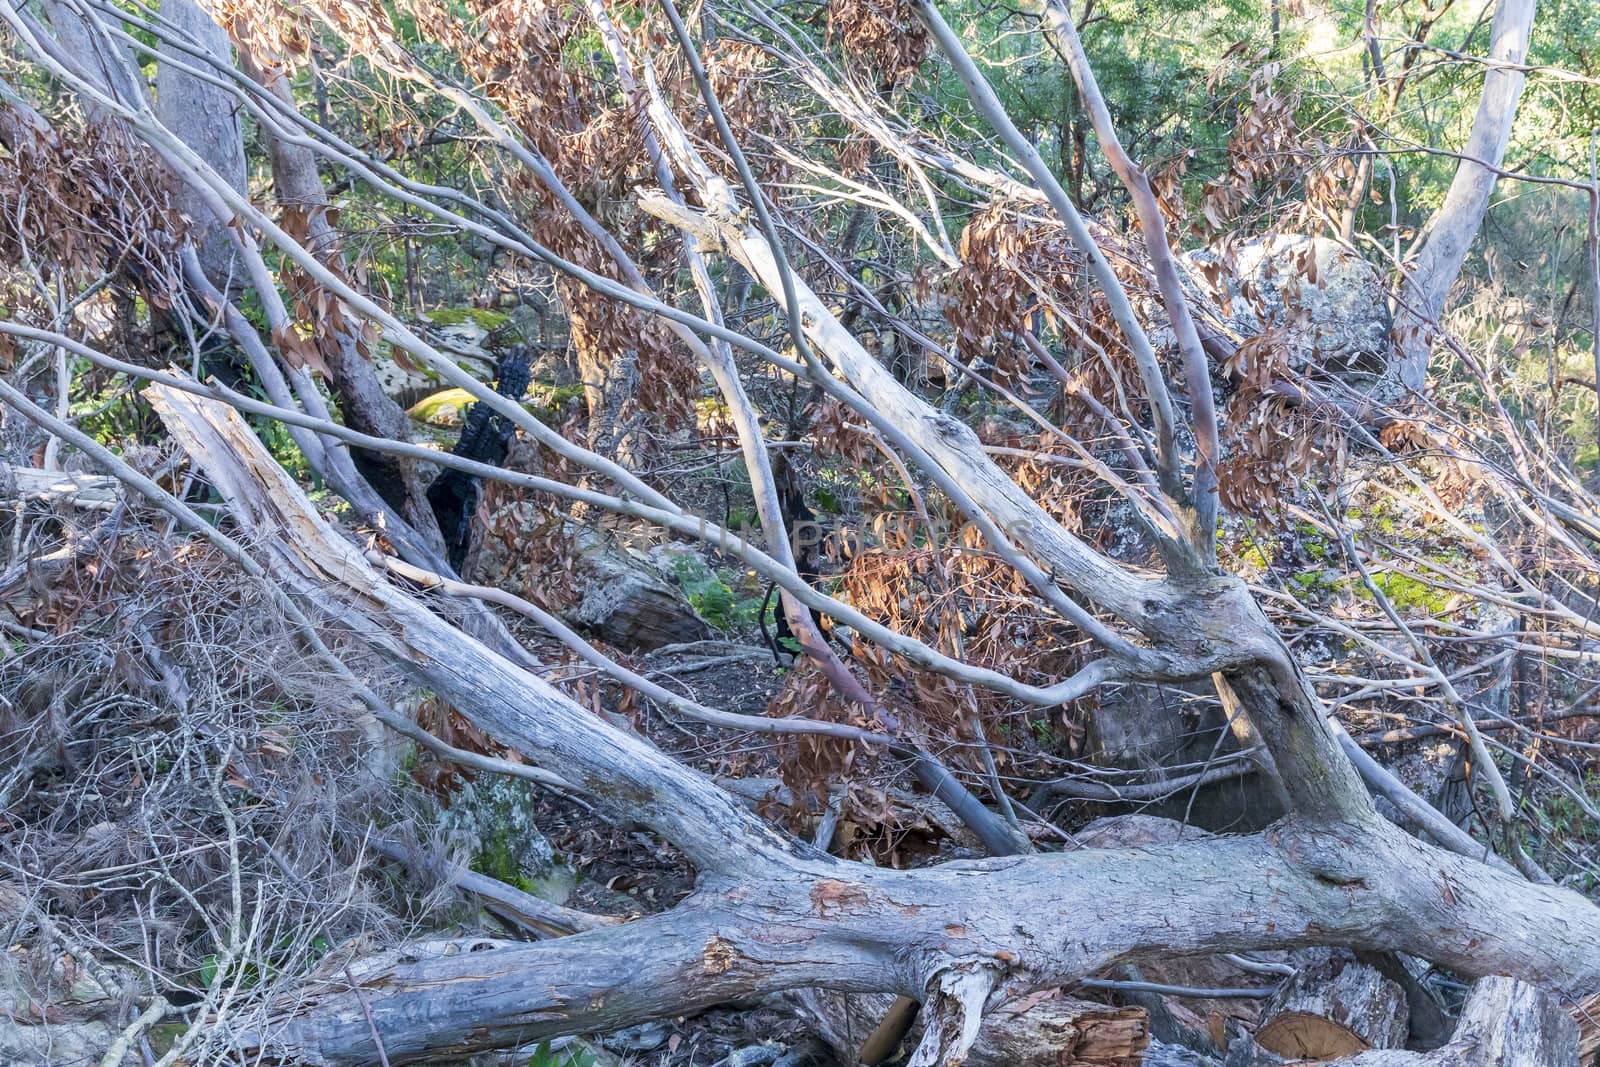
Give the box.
[1,0,1598,1062]
[140,384,1600,1065]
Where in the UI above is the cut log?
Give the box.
[794,987,1149,1067]
[0,464,119,510]
[1254,950,1406,1060]
[1338,977,1580,1066]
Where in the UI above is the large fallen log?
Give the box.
[136,384,1600,1067]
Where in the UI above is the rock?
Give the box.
[408,387,479,428]
[601,1020,672,1052]
[565,532,713,650]
[713,1042,783,1067]
[435,776,574,905]
[1079,681,1284,833]
[374,310,500,407]
[1183,235,1392,378]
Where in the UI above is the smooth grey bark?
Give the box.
[155,0,247,292]
[39,0,145,112]
[143,385,1600,1067]
[234,43,443,546]
[1393,0,1536,393]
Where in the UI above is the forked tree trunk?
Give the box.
[140,383,1600,1066]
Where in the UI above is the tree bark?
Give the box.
[1254,950,1407,1059]
[1392,0,1536,393]
[155,0,247,293]
[797,987,1150,1066]
[1340,977,1580,1066]
[233,42,443,543]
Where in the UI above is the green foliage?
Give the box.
[1530,774,1600,891]
[526,1041,598,1067]
[425,306,514,333]
[668,553,767,632]
[671,552,736,629]
[198,934,331,991]
[71,366,159,450]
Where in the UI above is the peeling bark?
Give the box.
[1341,977,1580,1066]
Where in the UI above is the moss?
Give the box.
[1360,571,1456,615]
[407,381,585,429]
[538,382,585,405]
[1295,521,1330,561]
[409,387,478,426]
[1234,541,1273,575]
[1289,569,1339,597]
[424,306,513,332]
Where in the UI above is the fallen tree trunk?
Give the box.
[140,386,1600,1066]
[0,463,119,509]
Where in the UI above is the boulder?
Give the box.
[376,310,499,407]
[1183,235,1392,378]
[1078,680,1284,833]
[564,532,714,650]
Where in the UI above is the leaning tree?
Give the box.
[0,0,1597,1062]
